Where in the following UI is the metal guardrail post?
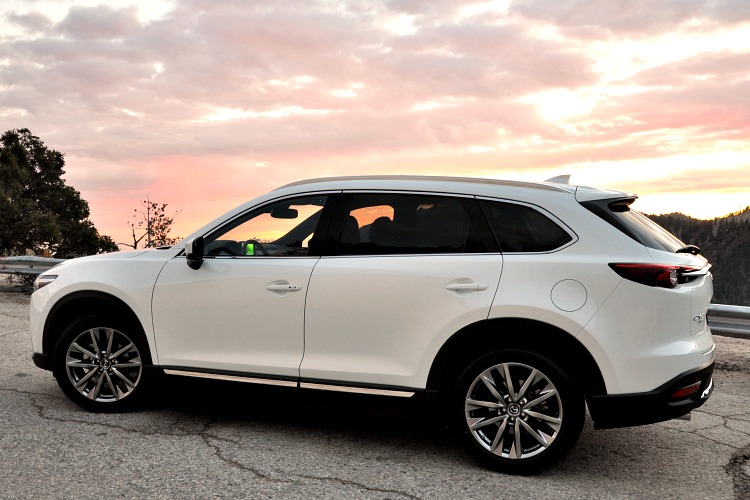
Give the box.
[0,256,67,277]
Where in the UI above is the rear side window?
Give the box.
[333,193,497,255]
[581,199,685,253]
[479,200,573,253]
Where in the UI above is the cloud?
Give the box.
[5,11,53,33]
[56,5,141,39]
[512,0,750,36]
[0,0,748,244]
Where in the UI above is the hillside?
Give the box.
[648,208,750,306]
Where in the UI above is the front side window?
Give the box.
[204,195,328,257]
[334,193,496,255]
[479,200,573,253]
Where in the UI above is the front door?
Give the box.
[152,194,330,379]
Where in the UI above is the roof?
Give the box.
[276,175,573,193]
[183,174,634,243]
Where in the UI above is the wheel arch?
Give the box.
[43,291,149,365]
[426,318,606,399]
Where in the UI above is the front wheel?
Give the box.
[454,350,584,474]
[53,316,151,412]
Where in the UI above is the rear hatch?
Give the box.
[578,194,713,336]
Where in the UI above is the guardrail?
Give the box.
[0,256,66,277]
[707,304,750,339]
[1,256,749,339]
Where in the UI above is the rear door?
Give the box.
[300,192,503,390]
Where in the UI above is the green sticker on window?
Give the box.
[246,243,255,256]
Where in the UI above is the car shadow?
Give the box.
[154,374,460,452]
[146,375,704,482]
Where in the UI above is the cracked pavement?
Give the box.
[1,280,749,499]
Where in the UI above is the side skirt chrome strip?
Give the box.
[163,369,416,397]
[300,382,415,398]
[163,369,298,388]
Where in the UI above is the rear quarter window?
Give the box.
[479,200,573,253]
[581,198,685,253]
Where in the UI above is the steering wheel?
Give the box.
[206,246,238,256]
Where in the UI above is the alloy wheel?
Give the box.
[65,327,143,403]
[464,362,563,460]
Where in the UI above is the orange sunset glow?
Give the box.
[1,1,749,248]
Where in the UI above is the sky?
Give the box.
[1,0,749,248]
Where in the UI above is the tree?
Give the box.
[0,128,118,258]
[121,198,181,249]
[650,209,750,306]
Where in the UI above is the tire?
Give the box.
[454,349,584,474]
[53,315,151,412]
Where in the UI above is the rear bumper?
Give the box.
[588,362,714,429]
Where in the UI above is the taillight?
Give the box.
[609,263,702,288]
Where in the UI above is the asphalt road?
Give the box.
[1,282,749,499]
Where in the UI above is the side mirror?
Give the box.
[185,236,204,270]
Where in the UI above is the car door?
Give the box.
[152,194,333,380]
[300,192,503,390]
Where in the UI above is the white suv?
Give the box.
[30,176,715,474]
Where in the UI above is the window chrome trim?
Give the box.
[319,253,502,259]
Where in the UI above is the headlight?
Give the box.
[33,274,58,291]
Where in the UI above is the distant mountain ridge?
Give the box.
[648,207,750,306]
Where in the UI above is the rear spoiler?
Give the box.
[543,174,637,203]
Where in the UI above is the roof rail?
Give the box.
[276,175,569,192]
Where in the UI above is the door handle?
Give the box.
[265,283,302,292]
[445,283,489,292]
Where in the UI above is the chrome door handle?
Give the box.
[445,283,489,291]
[265,283,302,292]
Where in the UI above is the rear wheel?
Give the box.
[53,316,151,412]
[454,349,584,474]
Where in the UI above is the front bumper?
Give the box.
[588,362,714,429]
